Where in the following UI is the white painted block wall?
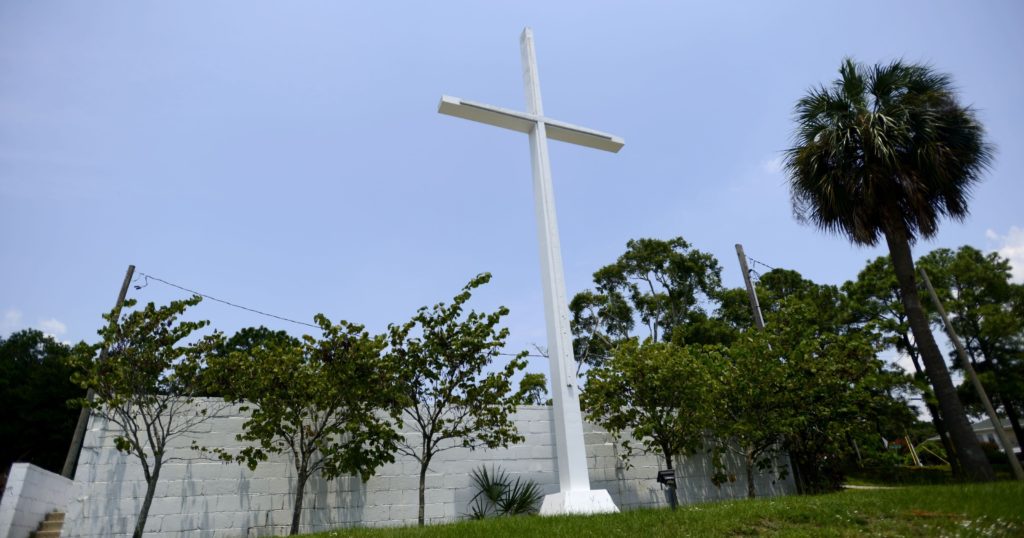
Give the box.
[64,399,794,537]
[0,462,74,538]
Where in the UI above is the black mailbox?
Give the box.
[656,469,676,487]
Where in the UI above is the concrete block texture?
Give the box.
[62,399,795,536]
[0,463,74,538]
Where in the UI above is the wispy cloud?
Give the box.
[1,308,23,335]
[39,318,68,338]
[760,155,784,175]
[986,226,1024,283]
[1,309,70,340]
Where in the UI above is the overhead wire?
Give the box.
[746,255,777,283]
[134,272,321,330]
[133,270,547,358]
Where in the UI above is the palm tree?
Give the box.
[784,58,994,481]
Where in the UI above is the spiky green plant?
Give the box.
[467,465,542,518]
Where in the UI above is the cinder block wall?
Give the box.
[0,463,74,538]
[64,399,794,537]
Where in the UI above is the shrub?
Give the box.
[467,466,543,519]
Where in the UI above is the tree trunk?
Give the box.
[927,403,961,476]
[745,449,756,499]
[663,447,678,510]
[977,344,1024,450]
[1003,399,1024,450]
[133,462,161,538]
[291,470,309,536]
[903,336,961,476]
[884,228,993,481]
[789,453,805,495]
[418,457,430,526]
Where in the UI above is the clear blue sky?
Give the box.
[2,2,1022,383]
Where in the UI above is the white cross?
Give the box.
[438,27,621,515]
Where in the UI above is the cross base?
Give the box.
[539,489,619,516]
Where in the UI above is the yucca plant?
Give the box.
[467,465,543,519]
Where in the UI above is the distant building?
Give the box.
[929,418,1020,453]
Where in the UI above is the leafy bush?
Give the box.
[468,466,543,519]
[847,465,956,486]
[978,441,1009,465]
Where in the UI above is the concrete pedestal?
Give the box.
[539,489,619,516]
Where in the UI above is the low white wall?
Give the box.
[0,463,74,538]
[65,399,794,537]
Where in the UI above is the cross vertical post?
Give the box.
[438,28,622,514]
[521,27,591,495]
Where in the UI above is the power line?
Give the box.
[747,256,777,272]
[134,270,549,358]
[499,352,547,359]
[135,272,321,329]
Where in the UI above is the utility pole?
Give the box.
[735,244,765,330]
[62,264,135,479]
[920,267,1024,481]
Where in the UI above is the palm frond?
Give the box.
[784,57,992,245]
[467,465,543,518]
[495,476,544,516]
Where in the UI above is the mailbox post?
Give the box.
[656,469,678,510]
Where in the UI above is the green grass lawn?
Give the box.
[301,481,1023,537]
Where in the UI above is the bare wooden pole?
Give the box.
[905,431,923,467]
[920,267,1024,480]
[62,264,135,478]
[735,244,765,330]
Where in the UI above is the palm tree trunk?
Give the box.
[884,228,993,481]
[902,336,962,476]
[925,400,961,476]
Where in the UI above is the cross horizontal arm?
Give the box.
[438,95,624,153]
[438,96,536,134]
[543,117,624,153]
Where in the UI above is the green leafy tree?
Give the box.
[582,339,717,507]
[568,290,632,373]
[756,270,847,333]
[214,325,299,356]
[713,330,790,498]
[772,297,913,492]
[515,373,549,406]
[207,316,401,536]
[844,255,961,476]
[784,58,994,481]
[715,287,915,496]
[918,246,1024,445]
[199,326,300,396]
[713,287,757,333]
[569,237,727,374]
[67,297,222,538]
[387,273,526,526]
[0,330,82,474]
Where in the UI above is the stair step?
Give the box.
[33,511,65,538]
